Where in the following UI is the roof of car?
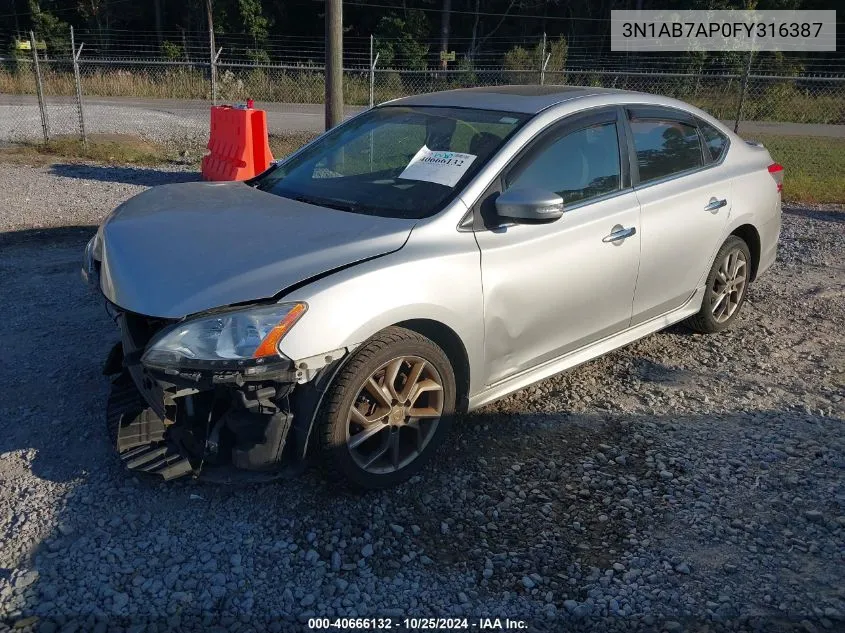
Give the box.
[385,85,641,114]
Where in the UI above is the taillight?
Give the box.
[768,163,784,194]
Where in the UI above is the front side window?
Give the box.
[505,122,622,206]
[253,106,527,219]
[630,118,703,183]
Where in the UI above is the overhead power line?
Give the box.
[0,0,137,20]
[312,0,611,21]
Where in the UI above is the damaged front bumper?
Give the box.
[85,236,347,483]
[103,307,343,483]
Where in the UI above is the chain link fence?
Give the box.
[1,27,843,201]
[374,68,845,124]
[77,60,211,149]
[3,58,843,145]
[0,47,85,146]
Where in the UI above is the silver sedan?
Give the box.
[84,85,783,488]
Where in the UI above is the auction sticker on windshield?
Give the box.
[399,146,477,187]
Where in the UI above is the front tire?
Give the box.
[317,326,456,489]
[686,235,752,334]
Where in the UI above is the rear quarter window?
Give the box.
[699,121,730,163]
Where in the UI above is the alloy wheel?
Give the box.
[346,356,444,474]
[711,248,748,323]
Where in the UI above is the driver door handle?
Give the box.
[602,226,637,243]
[704,197,728,212]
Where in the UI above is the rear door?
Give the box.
[474,108,641,385]
[625,106,732,324]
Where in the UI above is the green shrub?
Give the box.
[161,41,183,61]
[503,37,567,84]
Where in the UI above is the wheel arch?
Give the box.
[394,318,471,414]
[729,223,762,281]
[291,317,473,461]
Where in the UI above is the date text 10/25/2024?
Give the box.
[307,617,529,630]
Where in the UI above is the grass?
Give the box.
[268,131,318,159]
[0,131,319,167]
[0,66,209,100]
[0,133,173,165]
[750,134,845,204]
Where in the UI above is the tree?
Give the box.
[238,0,270,61]
[28,0,70,53]
[374,10,430,70]
[153,0,162,46]
[502,36,567,83]
[238,0,269,42]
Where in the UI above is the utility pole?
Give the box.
[439,0,451,71]
[325,0,343,130]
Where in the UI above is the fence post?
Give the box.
[214,46,222,99]
[369,36,380,108]
[539,32,546,85]
[734,50,754,134]
[541,52,551,86]
[30,30,50,144]
[70,26,87,147]
[207,0,217,105]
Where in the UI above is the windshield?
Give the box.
[253,106,528,219]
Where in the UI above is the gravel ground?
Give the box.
[0,100,206,149]
[0,163,843,633]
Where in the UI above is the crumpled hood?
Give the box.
[99,181,415,318]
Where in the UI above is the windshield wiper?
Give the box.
[289,193,362,213]
[321,199,362,213]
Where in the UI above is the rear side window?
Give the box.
[505,122,622,206]
[630,119,703,183]
[699,121,729,162]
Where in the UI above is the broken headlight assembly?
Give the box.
[82,231,103,286]
[141,302,307,374]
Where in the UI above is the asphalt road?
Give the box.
[0,94,842,144]
[0,95,363,143]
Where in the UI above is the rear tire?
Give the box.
[317,326,456,489]
[686,236,752,334]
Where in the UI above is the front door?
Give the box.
[474,109,642,386]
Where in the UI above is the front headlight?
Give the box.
[142,302,306,370]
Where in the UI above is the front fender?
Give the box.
[277,227,486,395]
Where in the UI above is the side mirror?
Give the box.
[494,188,564,224]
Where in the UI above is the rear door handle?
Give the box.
[602,226,637,243]
[704,197,727,212]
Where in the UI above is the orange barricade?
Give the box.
[201,105,274,181]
